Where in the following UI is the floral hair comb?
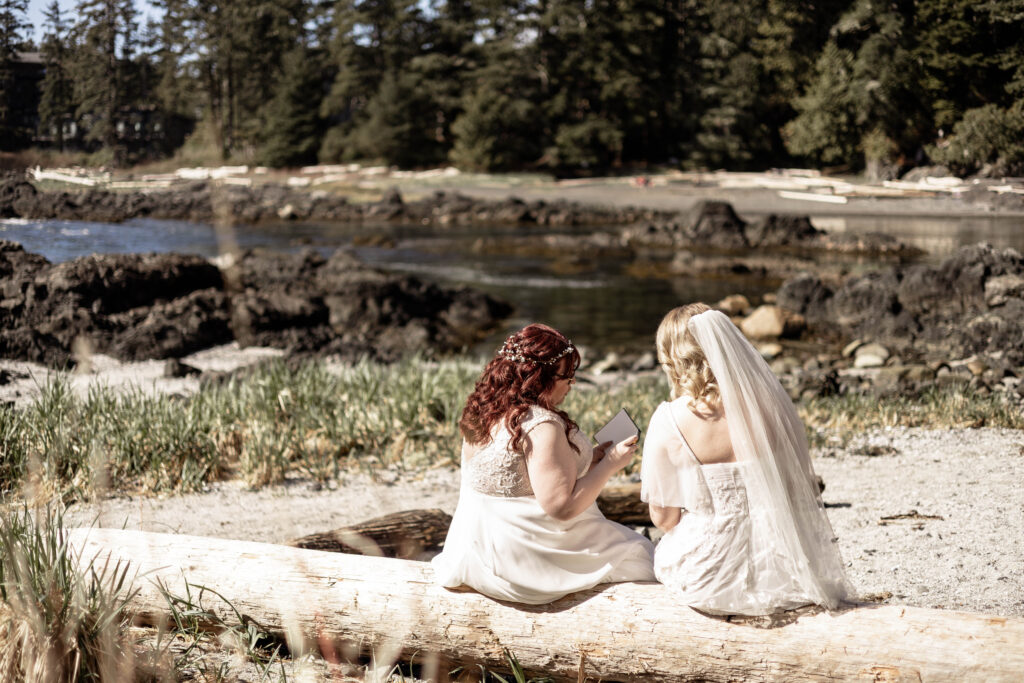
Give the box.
[498,335,575,365]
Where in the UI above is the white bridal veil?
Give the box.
[645,309,853,610]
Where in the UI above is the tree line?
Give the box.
[1,0,1023,176]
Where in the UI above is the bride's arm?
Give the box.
[649,504,681,531]
[525,421,637,521]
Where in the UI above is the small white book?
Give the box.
[593,408,640,446]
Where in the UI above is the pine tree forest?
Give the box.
[4,0,1024,176]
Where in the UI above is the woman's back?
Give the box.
[667,398,735,466]
[644,403,807,614]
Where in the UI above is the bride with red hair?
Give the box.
[432,324,655,604]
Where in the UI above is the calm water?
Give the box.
[2,213,1022,354]
[809,214,1024,260]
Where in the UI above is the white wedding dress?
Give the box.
[644,402,816,615]
[432,406,655,604]
[641,310,853,616]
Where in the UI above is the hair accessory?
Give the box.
[498,334,575,365]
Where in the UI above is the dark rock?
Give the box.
[895,264,951,314]
[165,358,202,377]
[0,175,38,218]
[0,326,70,366]
[775,243,1024,365]
[745,215,823,248]
[776,273,834,322]
[0,367,28,385]
[901,166,953,182]
[107,289,233,360]
[827,271,900,329]
[685,201,748,248]
[43,252,223,315]
[0,242,513,366]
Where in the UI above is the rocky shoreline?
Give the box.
[1,173,666,227]
[2,173,1023,408]
[0,241,511,367]
[570,239,1024,409]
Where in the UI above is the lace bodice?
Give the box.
[464,406,593,497]
[699,463,752,517]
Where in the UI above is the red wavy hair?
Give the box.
[460,323,582,455]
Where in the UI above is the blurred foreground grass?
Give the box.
[1,356,1022,504]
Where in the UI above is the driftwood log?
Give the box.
[596,483,650,525]
[288,508,454,559]
[287,485,651,557]
[69,528,1024,682]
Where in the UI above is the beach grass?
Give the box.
[0,503,548,681]
[0,505,139,681]
[1,357,1021,503]
[800,385,1024,448]
[0,504,339,681]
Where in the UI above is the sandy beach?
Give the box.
[56,421,1024,617]
[15,345,1016,619]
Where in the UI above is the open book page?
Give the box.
[593,408,640,446]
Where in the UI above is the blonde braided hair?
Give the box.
[656,303,722,411]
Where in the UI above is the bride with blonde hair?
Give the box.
[641,303,854,615]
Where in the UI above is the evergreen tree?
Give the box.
[148,0,195,118]
[749,0,847,163]
[181,0,307,160]
[784,0,929,176]
[339,69,448,165]
[688,0,769,168]
[620,0,703,165]
[39,0,74,150]
[983,0,1024,99]
[448,0,545,170]
[70,0,138,160]
[926,0,1024,175]
[0,0,30,149]
[783,41,860,166]
[407,0,481,157]
[530,0,636,172]
[913,0,1002,130]
[320,0,428,163]
[449,46,543,171]
[259,45,325,167]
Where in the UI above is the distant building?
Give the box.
[6,51,192,157]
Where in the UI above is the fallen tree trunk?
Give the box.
[69,528,1024,682]
[288,508,453,558]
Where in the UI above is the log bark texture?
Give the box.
[596,483,649,525]
[69,528,1024,682]
[287,508,453,559]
